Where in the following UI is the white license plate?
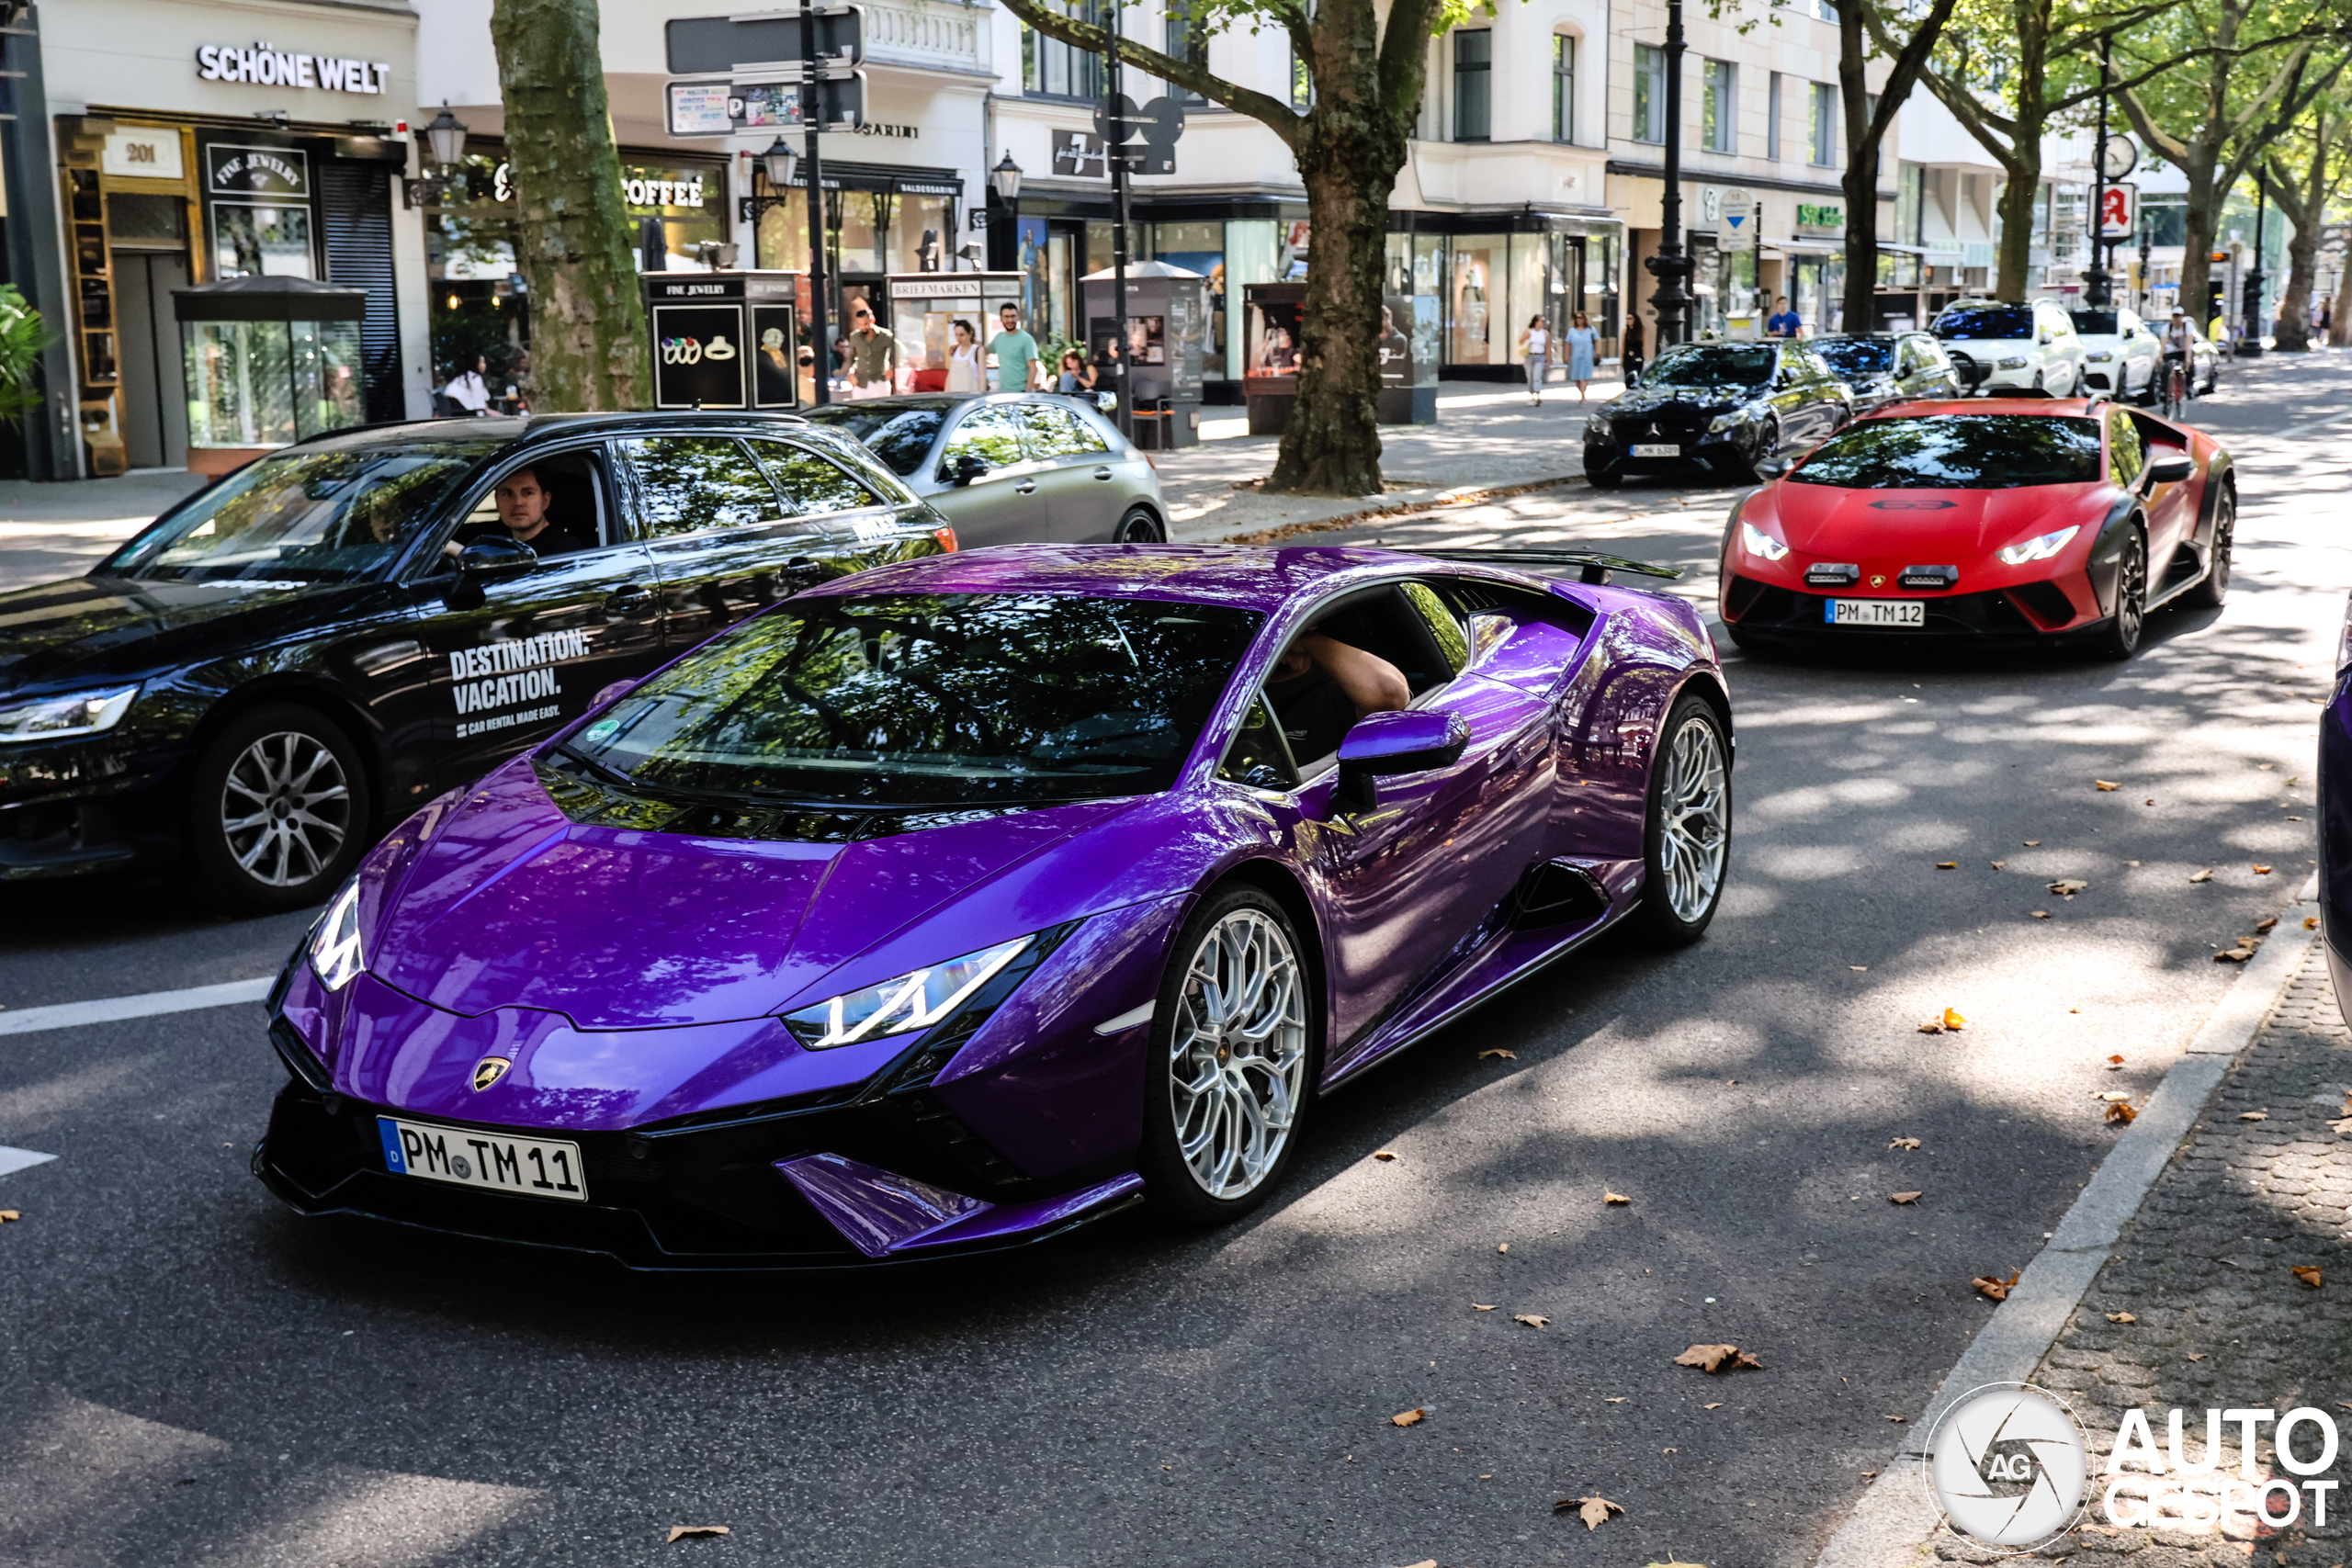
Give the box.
[1631,443,1680,457]
[1826,598,1927,627]
[377,1116,588,1202]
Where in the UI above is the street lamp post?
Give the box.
[2085,36,2111,309]
[402,102,470,208]
[990,152,1023,274]
[1643,0,1694,347]
[797,0,832,403]
[2138,208,2153,314]
[2241,183,2267,357]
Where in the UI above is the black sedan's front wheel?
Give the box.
[185,703,372,915]
[1139,886,1315,1225]
[1583,447,1623,489]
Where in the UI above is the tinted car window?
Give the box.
[751,441,877,514]
[797,402,947,478]
[617,436,781,538]
[2107,409,2145,486]
[1641,344,1777,389]
[102,442,497,584]
[1021,403,1111,459]
[1934,308,2033,340]
[1401,581,1468,675]
[562,593,1265,808]
[939,405,1026,477]
[2071,310,2120,336]
[1815,339,1894,378]
[1790,415,2104,489]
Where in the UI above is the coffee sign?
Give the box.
[197,42,390,94]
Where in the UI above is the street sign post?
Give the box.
[666,10,863,74]
[1716,187,1755,253]
[2098,183,2136,243]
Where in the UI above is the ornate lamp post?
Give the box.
[991,152,1023,273]
[1644,0,1694,348]
[2241,184,2267,356]
[403,102,470,208]
[2085,37,2112,309]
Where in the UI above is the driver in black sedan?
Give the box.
[492,468,595,558]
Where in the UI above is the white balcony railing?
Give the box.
[861,0,989,73]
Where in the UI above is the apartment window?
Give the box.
[1702,60,1735,153]
[1163,0,1208,103]
[1022,1,1104,101]
[1633,43,1666,144]
[1553,34,1576,142]
[1766,72,1782,161]
[1453,29,1491,141]
[1809,81,1837,165]
[1815,0,1837,18]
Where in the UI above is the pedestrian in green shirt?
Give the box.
[843,299,899,399]
[989,303,1041,391]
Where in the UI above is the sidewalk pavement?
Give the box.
[0,468,202,592]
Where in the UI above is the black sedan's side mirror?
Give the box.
[457,535,539,577]
[2146,455,2196,484]
[1754,457,1791,479]
[949,452,990,487]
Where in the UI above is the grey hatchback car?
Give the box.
[798,393,1168,548]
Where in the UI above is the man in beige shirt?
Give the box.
[842,300,899,399]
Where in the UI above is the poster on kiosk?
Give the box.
[644,272,805,409]
[887,273,1027,392]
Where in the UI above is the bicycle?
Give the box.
[2159,355,2189,421]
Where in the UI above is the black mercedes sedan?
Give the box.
[1808,332,1965,415]
[0,412,952,912]
[1583,340,1853,487]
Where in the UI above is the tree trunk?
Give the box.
[1268,121,1401,496]
[1994,160,2041,301]
[2333,254,2352,346]
[1838,4,1881,333]
[2173,165,2224,336]
[489,0,650,412]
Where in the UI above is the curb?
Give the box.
[1216,473,1587,545]
[1809,874,2324,1568]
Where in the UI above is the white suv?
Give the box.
[2068,306,2159,400]
[1929,299,2086,397]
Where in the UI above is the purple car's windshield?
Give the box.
[560,592,1264,807]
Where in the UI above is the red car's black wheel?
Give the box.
[2183,486,2233,609]
[2094,527,2148,660]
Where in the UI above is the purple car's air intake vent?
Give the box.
[1507,860,1609,931]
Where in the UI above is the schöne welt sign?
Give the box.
[196,42,391,94]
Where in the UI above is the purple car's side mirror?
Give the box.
[1334,708,1470,814]
[592,678,639,707]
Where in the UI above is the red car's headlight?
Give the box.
[1739,521,1790,561]
[1995,525,2079,566]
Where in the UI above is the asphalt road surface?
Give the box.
[3,356,2348,1568]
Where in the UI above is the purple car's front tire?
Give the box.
[1140,886,1314,1224]
[1631,694,1733,946]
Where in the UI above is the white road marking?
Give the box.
[0,976,273,1038]
[0,1145,57,1177]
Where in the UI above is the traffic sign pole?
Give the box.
[1108,60,1132,439]
[800,0,831,404]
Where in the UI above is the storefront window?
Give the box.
[1223,221,1278,380]
[1152,221,1227,378]
[1450,238,1503,364]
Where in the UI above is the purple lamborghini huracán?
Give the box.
[255,544,1734,1268]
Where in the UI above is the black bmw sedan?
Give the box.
[1583,340,1853,487]
[0,412,951,912]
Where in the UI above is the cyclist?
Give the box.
[2160,310,2197,411]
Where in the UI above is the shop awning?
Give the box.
[1763,238,1844,255]
[1879,243,1968,264]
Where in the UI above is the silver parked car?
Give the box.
[797,393,1168,548]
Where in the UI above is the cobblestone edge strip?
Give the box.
[1216,474,1587,545]
[1809,875,2324,1568]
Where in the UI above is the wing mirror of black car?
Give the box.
[1331,709,1471,815]
[457,535,539,577]
[1624,367,1641,389]
[1754,457,1791,479]
[2146,455,2196,484]
[949,452,990,487]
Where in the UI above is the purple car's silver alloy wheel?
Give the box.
[221,730,352,887]
[1170,909,1309,1201]
[1657,716,1730,923]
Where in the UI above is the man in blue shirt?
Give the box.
[1766,296,1802,338]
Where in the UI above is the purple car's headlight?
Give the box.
[309,879,366,992]
[785,934,1036,1050]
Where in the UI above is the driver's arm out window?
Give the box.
[1217,694,1301,791]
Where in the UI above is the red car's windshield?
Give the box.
[1791,414,2104,490]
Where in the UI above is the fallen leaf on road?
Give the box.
[1886,1414,1907,1422]
[2107,1055,2126,1066]
[1555,1495,1623,1530]
[1936,862,1958,870]
[1703,1403,1724,1409]
[1497,1243,1510,1254]
[2216,946,2256,964]
[1373,1150,1398,1161]
[2144,798,2156,806]
[2049,879,2088,897]
[2292,1266,2324,1289]
[1889,1136,1922,1150]
[2096,780,2120,791]
[1943,1007,1965,1029]
[0,1211,17,1223]
[1973,1270,2022,1301]
[2024,840,2042,846]
[2187,1353,2205,1362]
[2255,864,2273,874]
[2239,1111,2269,1122]
[1400,1562,1438,1568]
[1515,1314,1551,1328]
[1604,1190,1631,1205]
[667,1526,730,1543]
[2032,910,2051,919]
[1474,1303,1497,1311]
[1674,1344,1763,1373]
[1479,1048,1517,1060]
[1603,1396,1627,1403]
[2095,1091,2132,1101]
[1890,1191,1923,1204]
[2106,1100,2139,1124]
[2309,917,2322,931]
[2190,868,2214,883]
[1391,1408,1426,1427]
[2256,917,2278,933]
[1850,964,1869,971]
[2107,1313,2137,1324]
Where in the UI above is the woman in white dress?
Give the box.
[1518,315,1552,406]
[944,319,986,393]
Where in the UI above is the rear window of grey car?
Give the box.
[797,404,946,478]
[101,439,503,583]
[558,592,1264,808]
[1791,414,2103,490]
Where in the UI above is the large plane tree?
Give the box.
[995,0,1485,495]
